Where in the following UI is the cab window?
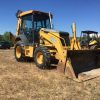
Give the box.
[21,14,32,32]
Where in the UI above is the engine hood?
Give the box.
[40,28,69,35]
[40,28,59,33]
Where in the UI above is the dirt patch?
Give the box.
[0,49,100,100]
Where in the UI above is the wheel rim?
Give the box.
[16,46,21,58]
[36,52,43,65]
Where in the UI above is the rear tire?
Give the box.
[14,41,24,62]
[34,46,51,69]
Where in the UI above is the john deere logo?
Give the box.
[50,37,56,43]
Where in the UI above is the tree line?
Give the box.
[0,32,15,46]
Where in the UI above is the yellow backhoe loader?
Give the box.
[14,10,100,82]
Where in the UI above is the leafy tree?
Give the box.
[0,35,3,41]
[1,32,15,47]
[3,32,11,41]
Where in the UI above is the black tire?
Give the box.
[34,46,51,69]
[14,41,24,62]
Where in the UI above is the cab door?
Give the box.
[21,14,34,43]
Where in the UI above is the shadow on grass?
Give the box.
[22,58,58,70]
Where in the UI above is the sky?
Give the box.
[0,0,100,36]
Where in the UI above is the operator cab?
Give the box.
[80,30,99,48]
[16,10,52,43]
[21,12,52,31]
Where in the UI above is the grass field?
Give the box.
[0,49,100,100]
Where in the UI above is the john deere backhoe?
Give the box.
[14,10,100,82]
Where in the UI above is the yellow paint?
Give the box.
[40,29,67,63]
[16,46,21,58]
[70,23,81,50]
[16,18,22,36]
[89,40,97,45]
[24,46,34,57]
[36,52,43,64]
[18,10,33,17]
[18,10,50,18]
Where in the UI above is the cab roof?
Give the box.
[16,10,52,18]
[81,30,98,34]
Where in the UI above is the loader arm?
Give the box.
[70,23,81,50]
[39,29,67,63]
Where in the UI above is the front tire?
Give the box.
[14,41,24,62]
[34,46,51,69]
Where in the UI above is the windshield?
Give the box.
[22,14,32,32]
[90,34,98,39]
[81,34,88,41]
[33,14,51,30]
[21,13,51,32]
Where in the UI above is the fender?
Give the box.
[15,34,29,44]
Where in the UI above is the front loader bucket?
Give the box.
[65,50,100,82]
